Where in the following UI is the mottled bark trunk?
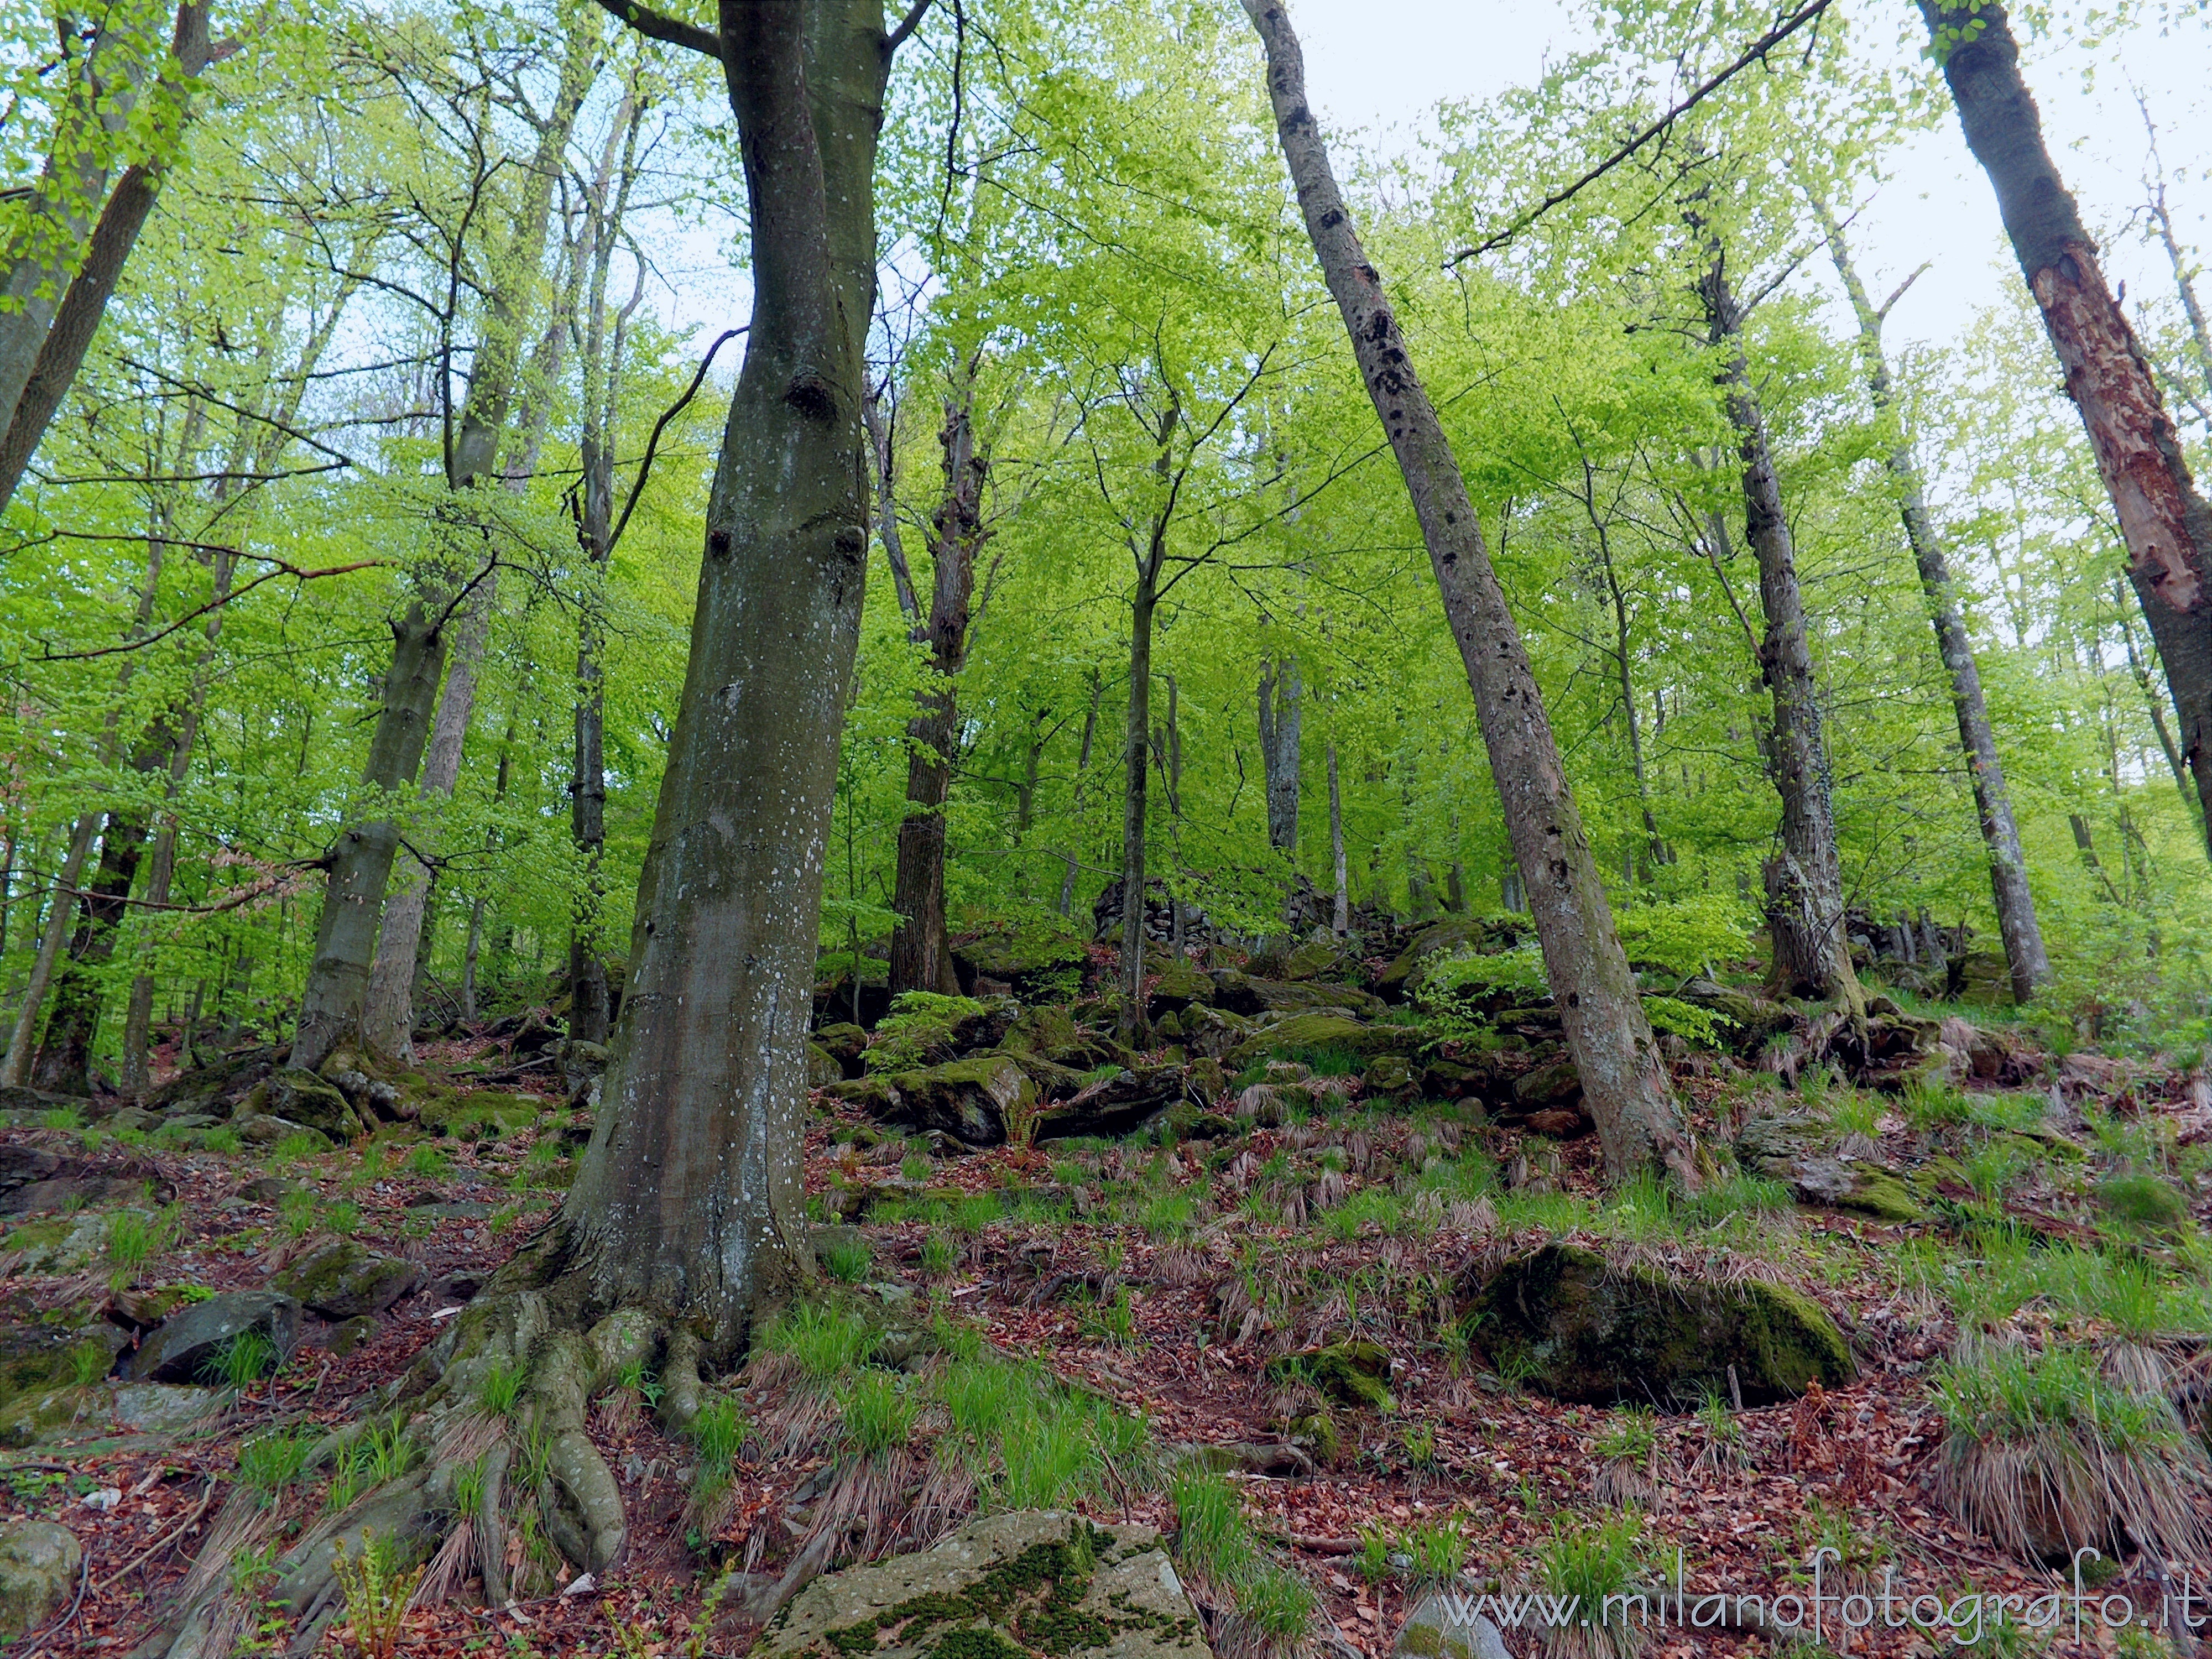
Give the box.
[32,806,152,1092]
[1119,577,1156,1043]
[556,0,885,1344]
[1058,671,1100,917]
[1817,199,2049,1002]
[1258,655,1301,854]
[0,817,98,1087]
[462,709,519,1025]
[1699,246,1863,1011]
[1926,0,2212,858]
[1241,0,1693,1185]
[1328,740,1348,934]
[889,385,984,999]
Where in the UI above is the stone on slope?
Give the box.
[1398,1593,1511,1659]
[234,1070,357,1141]
[1375,917,1519,1000]
[1734,1113,1922,1223]
[0,1520,81,1640]
[122,1291,301,1384]
[878,1055,1037,1147]
[113,1382,223,1432]
[1209,970,1386,1021]
[1222,1012,1422,1072]
[272,1239,421,1318]
[1035,1066,1190,1141]
[1463,1242,1853,1407]
[0,1144,164,1215]
[754,1509,1205,1659]
[1146,957,1216,1017]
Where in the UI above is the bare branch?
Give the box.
[593,0,722,60]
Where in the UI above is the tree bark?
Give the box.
[1058,669,1100,917]
[1119,575,1156,1040]
[1816,200,2050,1003]
[888,378,985,998]
[1328,740,1348,933]
[555,0,887,1344]
[0,817,98,1087]
[1241,0,1694,1186]
[1698,242,1864,1011]
[1924,0,2212,859]
[1258,655,1301,854]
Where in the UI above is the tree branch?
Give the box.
[593,0,722,61]
[886,0,935,50]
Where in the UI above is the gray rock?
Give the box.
[5,1209,137,1276]
[1397,1593,1511,1659]
[122,1291,300,1384]
[239,1175,306,1203]
[406,1200,493,1221]
[272,1239,421,1319]
[1735,1113,1922,1223]
[0,1143,165,1216]
[756,1510,1204,1659]
[0,1519,82,1640]
[0,1385,109,1449]
[113,1383,223,1432]
[325,1316,379,1357]
[238,1071,356,1141]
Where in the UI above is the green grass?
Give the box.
[822,1237,874,1284]
[935,1350,1144,1510]
[278,1190,321,1239]
[948,1193,1002,1234]
[920,1230,958,1279]
[1168,1465,1315,1644]
[478,1359,525,1416]
[2096,1173,2192,1234]
[1537,1516,1646,1658]
[237,1428,317,1499]
[326,1422,416,1513]
[405,1144,449,1180]
[69,1339,112,1386]
[758,1302,878,1382]
[1400,1516,1464,1585]
[690,1395,747,1475]
[36,1107,81,1131]
[271,1131,327,1163]
[840,1372,915,1460]
[200,1329,279,1387]
[104,1207,178,1289]
[1594,1406,1657,1463]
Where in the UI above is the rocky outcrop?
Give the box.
[0,1520,81,1640]
[0,1144,166,1215]
[874,1055,1037,1147]
[952,925,1089,1003]
[1463,1243,1854,1406]
[1734,1113,1922,1223]
[1375,917,1520,1000]
[1209,970,1386,1021]
[1222,1012,1422,1073]
[272,1239,422,1319]
[755,1510,1204,1659]
[234,1070,359,1141]
[1145,958,1216,1017]
[1037,1066,1190,1142]
[122,1291,301,1385]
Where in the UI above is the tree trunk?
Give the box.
[1817,199,2050,1003]
[1120,575,1156,1042]
[889,380,985,998]
[1058,669,1100,917]
[554,0,886,1345]
[1258,655,1301,854]
[1924,0,2212,858]
[1698,243,1864,1011]
[30,802,154,1093]
[1328,739,1348,933]
[1241,0,1694,1186]
[0,817,98,1087]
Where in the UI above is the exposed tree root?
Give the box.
[143,1228,744,1659]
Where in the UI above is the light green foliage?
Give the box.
[864,993,985,1075]
[1537,1517,1645,1655]
[104,1206,179,1289]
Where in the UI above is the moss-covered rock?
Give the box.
[0,1520,82,1638]
[1035,1066,1188,1142]
[951,920,1088,1003]
[142,1046,280,1118]
[1223,1012,1422,1072]
[1145,957,1215,1017]
[1670,978,1797,1056]
[1734,1113,1924,1223]
[1209,970,1386,1021]
[235,1070,358,1141]
[0,1384,109,1449]
[1280,937,1355,983]
[1375,917,1520,1001]
[1464,1242,1854,1406]
[1265,1339,1395,1410]
[1003,1005,1129,1073]
[879,1055,1037,1147]
[413,1088,540,1140]
[272,1239,422,1319]
[1363,1055,1414,1095]
[815,1022,870,1077]
[808,1044,843,1092]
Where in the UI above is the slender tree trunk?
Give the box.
[1120,576,1156,1041]
[555,0,887,1346]
[1698,242,1864,1011]
[1258,655,1301,854]
[0,817,98,1087]
[31,803,153,1093]
[1926,0,2212,859]
[1059,670,1100,917]
[1241,0,1693,1186]
[1817,200,2050,1002]
[1328,740,1348,934]
[889,380,985,998]
[462,708,520,1025]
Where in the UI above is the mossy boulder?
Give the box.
[1375,917,1520,1001]
[142,1046,280,1118]
[815,1023,871,1078]
[879,1055,1037,1147]
[0,1384,109,1449]
[1734,1113,1924,1223]
[272,1239,421,1319]
[951,921,1088,1003]
[122,1290,301,1385]
[1036,1066,1189,1142]
[1223,1013,1422,1072]
[0,1143,157,1216]
[234,1114,331,1150]
[1209,970,1386,1021]
[1280,937,1355,982]
[1003,1005,1129,1073]
[1158,1005,1253,1062]
[1463,1242,1854,1406]
[413,1089,540,1140]
[1363,1055,1414,1095]
[808,1044,844,1092]
[235,1070,357,1141]
[755,1509,1202,1659]
[0,1520,81,1639]
[1671,978,1796,1056]
[1265,1339,1395,1411]
[1145,957,1215,1017]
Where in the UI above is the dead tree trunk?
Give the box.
[1817,199,2050,1003]
[889,377,986,998]
[1241,0,1695,1187]
[1924,0,2212,859]
[1698,239,1864,1013]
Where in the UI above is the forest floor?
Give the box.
[1,1000,2208,1659]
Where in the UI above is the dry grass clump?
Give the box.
[1931,1341,2211,1566]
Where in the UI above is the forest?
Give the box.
[1,0,2211,1654]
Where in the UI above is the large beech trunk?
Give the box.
[1924,0,2212,858]
[553,0,886,1342]
[1240,0,1694,1185]
[1818,202,2050,1003]
[1699,247,1863,1009]
[889,385,986,998]
[1258,655,1301,854]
